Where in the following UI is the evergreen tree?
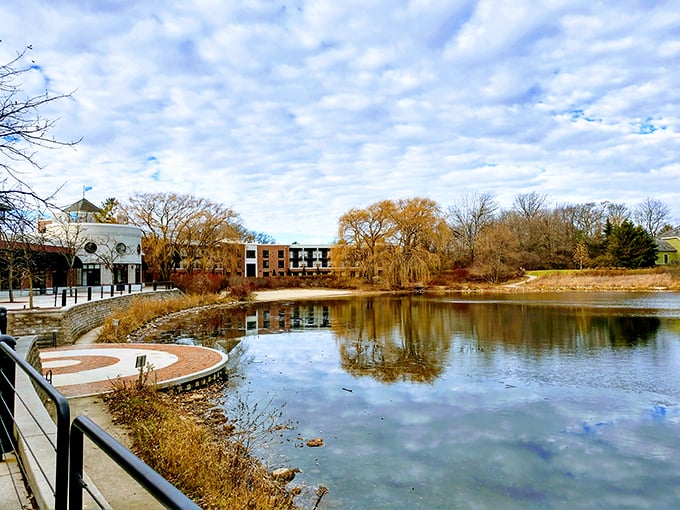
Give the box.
[605,220,658,268]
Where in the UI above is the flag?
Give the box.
[83,186,93,193]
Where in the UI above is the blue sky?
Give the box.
[2,1,679,243]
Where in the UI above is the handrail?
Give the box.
[69,415,201,510]
[0,335,71,510]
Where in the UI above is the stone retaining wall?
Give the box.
[6,289,183,345]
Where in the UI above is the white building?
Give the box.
[42,199,143,286]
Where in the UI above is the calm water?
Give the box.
[146,293,680,509]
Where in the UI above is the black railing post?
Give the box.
[0,333,17,455]
[68,419,85,510]
[100,286,104,299]
[110,285,114,297]
[74,288,78,304]
[61,289,67,307]
[1,341,70,509]
[0,306,6,335]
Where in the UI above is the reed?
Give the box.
[525,267,680,291]
[105,379,301,509]
[97,294,231,342]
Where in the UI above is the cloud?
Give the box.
[1,0,679,243]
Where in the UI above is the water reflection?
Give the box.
[142,296,665,385]
[138,294,680,509]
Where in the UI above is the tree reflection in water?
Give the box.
[138,296,663,386]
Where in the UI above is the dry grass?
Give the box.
[524,267,680,292]
[105,379,301,509]
[97,294,234,342]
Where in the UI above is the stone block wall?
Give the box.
[6,289,183,345]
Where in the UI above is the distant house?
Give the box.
[655,228,680,265]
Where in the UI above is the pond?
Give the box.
[145,293,680,509]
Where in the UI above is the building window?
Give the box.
[246,249,256,258]
[263,260,269,268]
[278,260,284,269]
[84,242,97,253]
[263,250,269,258]
[278,250,284,258]
[116,242,127,255]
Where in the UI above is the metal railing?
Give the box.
[70,416,201,510]
[1,333,71,509]
[0,310,200,509]
[52,283,145,306]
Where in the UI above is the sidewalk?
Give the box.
[0,453,32,510]
[0,285,155,312]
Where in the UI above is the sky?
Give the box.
[1,0,679,244]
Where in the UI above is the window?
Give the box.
[84,242,97,253]
[246,249,256,258]
[278,260,284,269]
[263,260,269,268]
[278,250,284,258]
[116,242,127,255]
[263,250,269,258]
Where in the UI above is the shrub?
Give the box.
[105,381,301,509]
[171,272,230,294]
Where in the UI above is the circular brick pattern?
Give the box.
[40,343,228,398]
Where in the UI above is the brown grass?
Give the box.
[104,379,301,509]
[523,267,680,292]
[97,294,234,342]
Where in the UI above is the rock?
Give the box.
[306,437,324,447]
[272,467,301,482]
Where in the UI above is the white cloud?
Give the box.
[1,0,680,243]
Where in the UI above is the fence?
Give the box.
[0,310,199,509]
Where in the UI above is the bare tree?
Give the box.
[513,191,547,219]
[634,197,671,237]
[0,207,47,306]
[336,200,396,282]
[447,192,498,266]
[42,216,89,286]
[122,192,246,280]
[1,46,79,213]
[604,202,630,227]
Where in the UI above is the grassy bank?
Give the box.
[105,379,302,509]
[522,267,680,292]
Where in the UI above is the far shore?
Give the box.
[252,288,357,302]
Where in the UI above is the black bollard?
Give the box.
[74,288,78,304]
[61,289,67,307]
[110,285,114,297]
[0,307,6,335]
[88,287,92,301]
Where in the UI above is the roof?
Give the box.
[656,239,677,252]
[62,198,101,213]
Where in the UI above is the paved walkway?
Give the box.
[39,343,229,398]
[0,285,156,311]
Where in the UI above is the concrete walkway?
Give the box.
[0,285,154,311]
